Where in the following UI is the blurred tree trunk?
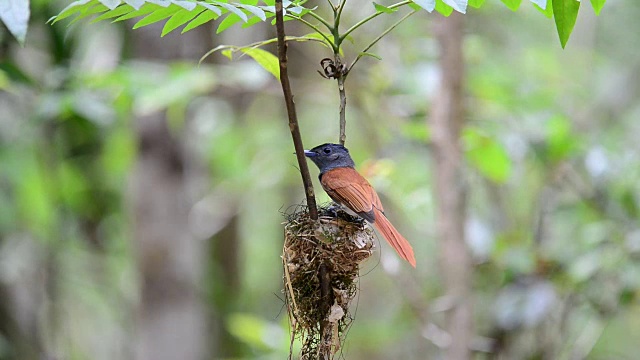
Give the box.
[0,282,40,359]
[129,25,213,360]
[132,111,207,360]
[430,13,473,360]
[209,214,244,357]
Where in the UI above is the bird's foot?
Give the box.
[326,203,341,218]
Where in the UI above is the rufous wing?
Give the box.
[321,167,416,267]
[320,167,382,222]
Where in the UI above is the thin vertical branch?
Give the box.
[318,262,333,351]
[333,1,346,146]
[275,0,318,220]
[430,13,472,360]
[328,0,345,146]
[336,8,416,145]
[337,74,347,145]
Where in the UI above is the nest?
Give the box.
[282,204,375,359]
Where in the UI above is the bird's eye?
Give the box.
[323,147,332,154]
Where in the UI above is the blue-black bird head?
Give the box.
[304,143,355,174]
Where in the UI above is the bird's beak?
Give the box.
[304,150,317,157]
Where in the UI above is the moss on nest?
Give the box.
[282,204,375,359]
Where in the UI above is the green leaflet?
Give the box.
[530,0,547,9]
[133,4,179,29]
[241,47,280,79]
[238,4,266,20]
[590,0,605,15]
[91,5,134,23]
[218,2,248,22]
[359,52,382,60]
[211,45,279,79]
[113,3,158,21]
[99,0,121,10]
[182,10,218,33]
[51,0,96,24]
[0,0,31,44]
[442,0,467,13]
[217,13,243,33]
[162,8,205,36]
[552,0,580,48]
[198,2,222,16]
[500,0,522,11]
[533,0,552,18]
[435,0,453,16]
[124,0,146,8]
[221,48,233,59]
[69,3,110,25]
[373,2,397,13]
[411,0,436,13]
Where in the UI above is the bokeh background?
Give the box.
[1,0,640,359]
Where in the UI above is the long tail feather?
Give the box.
[372,209,416,267]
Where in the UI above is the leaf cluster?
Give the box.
[45,0,610,53]
[0,0,610,49]
[51,0,309,36]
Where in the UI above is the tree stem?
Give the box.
[275,0,318,220]
[306,11,334,32]
[337,74,346,145]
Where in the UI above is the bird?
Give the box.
[304,143,416,267]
